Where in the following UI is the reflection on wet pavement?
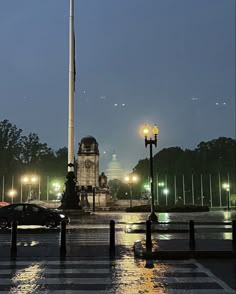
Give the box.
[0,258,233,293]
[9,263,43,293]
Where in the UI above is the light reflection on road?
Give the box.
[10,263,44,294]
[111,258,167,294]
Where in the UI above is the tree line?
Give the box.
[0,119,67,199]
[110,137,236,205]
[1,119,235,205]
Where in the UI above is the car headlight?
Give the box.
[59,214,65,218]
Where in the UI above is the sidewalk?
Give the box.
[134,239,236,259]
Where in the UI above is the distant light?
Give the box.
[222,183,230,191]
[143,184,150,191]
[122,103,125,106]
[31,177,37,183]
[83,90,86,94]
[163,188,169,195]
[192,97,198,101]
[124,176,130,182]
[103,151,106,154]
[216,102,219,105]
[8,189,17,197]
[114,103,118,107]
[152,124,159,135]
[223,102,227,105]
[142,124,150,136]
[22,177,29,183]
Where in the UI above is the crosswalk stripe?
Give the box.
[0,277,216,285]
[0,260,112,265]
[0,292,106,294]
[167,290,232,294]
[0,269,111,274]
[0,259,233,293]
[0,234,109,245]
[0,278,112,285]
[194,260,234,293]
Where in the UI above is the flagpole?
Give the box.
[60,0,80,209]
[68,0,75,172]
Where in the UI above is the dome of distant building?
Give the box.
[106,153,124,180]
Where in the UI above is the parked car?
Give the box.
[0,203,69,229]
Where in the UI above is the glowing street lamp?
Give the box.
[21,175,38,202]
[142,123,159,222]
[8,189,17,204]
[124,175,138,208]
[51,181,63,200]
[222,183,230,211]
[163,188,169,206]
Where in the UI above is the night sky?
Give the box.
[0,0,235,173]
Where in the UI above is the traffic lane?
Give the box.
[197,259,236,290]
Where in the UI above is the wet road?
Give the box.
[0,211,235,293]
[0,258,234,293]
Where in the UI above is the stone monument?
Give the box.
[77,136,110,208]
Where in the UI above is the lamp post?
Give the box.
[8,189,17,204]
[222,183,230,211]
[142,124,159,222]
[21,175,38,202]
[51,181,63,201]
[124,175,138,208]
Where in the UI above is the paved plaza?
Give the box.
[0,211,235,293]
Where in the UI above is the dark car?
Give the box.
[0,203,69,229]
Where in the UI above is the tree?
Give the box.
[108,179,122,200]
[20,133,53,164]
[195,137,236,173]
[0,119,22,174]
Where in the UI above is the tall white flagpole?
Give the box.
[68,0,75,172]
[200,173,204,206]
[191,173,195,205]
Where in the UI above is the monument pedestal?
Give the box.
[60,171,81,210]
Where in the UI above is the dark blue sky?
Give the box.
[0,0,235,172]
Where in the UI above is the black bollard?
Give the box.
[189,220,195,250]
[60,220,66,257]
[232,220,236,252]
[146,220,152,252]
[92,187,96,213]
[109,220,115,256]
[11,220,17,257]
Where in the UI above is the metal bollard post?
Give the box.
[92,187,96,213]
[109,220,115,255]
[232,220,236,252]
[60,220,66,257]
[189,220,195,250]
[146,220,152,252]
[11,220,17,256]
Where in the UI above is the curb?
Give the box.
[133,241,236,259]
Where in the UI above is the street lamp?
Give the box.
[124,175,138,208]
[142,124,159,222]
[51,181,63,200]
[8,189,17,204]
[21,175,38,202]
[222,183,230,211]
[163,188,169,206]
